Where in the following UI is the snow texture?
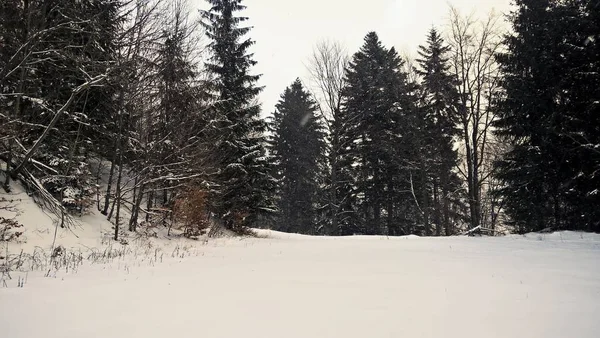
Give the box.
[1,226,600,337]
[1,169,599,337]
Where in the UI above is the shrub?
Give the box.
[173,188,210,239]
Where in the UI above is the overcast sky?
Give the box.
[193,0,513,115]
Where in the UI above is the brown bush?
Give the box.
[173,188,210,239]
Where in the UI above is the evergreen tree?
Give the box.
[340,32,418,235]
[201,0,275,231]
[36,0,120,212]
[327,105,357,235]
[1,0,119,212]
[416,28,462,235]
[269,79,327,234]
[0,0,27,190]
[563,0,600,233]
[495,0,600,232]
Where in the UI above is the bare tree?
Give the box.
[307,40,348,124]
[480,138,510,234]
[107,0,214,238]
[447,7,504,231]
[401,52,420,85]
[99,0,167,238]
[306,39,349,235]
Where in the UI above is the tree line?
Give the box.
[1,0,598,240]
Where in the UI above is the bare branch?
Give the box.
[305,39,349,128]
[11,73,108,177]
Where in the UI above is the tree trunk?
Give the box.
[102,148,116,215]
[4,67,26,191]
[421,166,430,236]
[95,162,102,210]
[433,180,442,236]
[442,186,451,236]
[387,174,395,236]
[113,148,124,241]
[146,189,154,222]
[4,0,30,192]
[553,183,561,230]
[372,174,381,235]
[129,182,144,232]
[471,116,481,230]
[329,144,339,236]
[463,112,477,231]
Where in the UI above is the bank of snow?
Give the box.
[2,229,600,338]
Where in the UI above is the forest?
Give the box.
[1,0,599,241]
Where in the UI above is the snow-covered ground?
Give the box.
[2,229,599,338]
[2,165,599,337]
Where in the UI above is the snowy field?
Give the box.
[2,230,600,338]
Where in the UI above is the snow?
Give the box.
[2,166,600,337]
[2,227,600,337]
[0,179,113,250]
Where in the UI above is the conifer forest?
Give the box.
[1,0,599,239]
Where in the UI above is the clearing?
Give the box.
[1,230,599,338]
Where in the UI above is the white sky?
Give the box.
[193,0,513,115]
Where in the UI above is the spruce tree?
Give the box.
[341,32,418,235]
[328,98,358,235]
[562,0,600,232]
[269,79,327,234]
[416,28,462,236]
[201,0,275,231]
[39,0,120,212]
[1,0,119,212]
[495,0,600,232]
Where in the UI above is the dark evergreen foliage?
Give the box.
[339,32,420,235]
[2,0,598,238]
[201,0,276,231]
[1,0,121,211]
[269,79,327,234]
[495,0,600,233]
[415,28,463,235]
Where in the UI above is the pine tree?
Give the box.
[269,79,327,234]
[341,32,418,235]
[416,28,462,236]
[201,0,275,231]
[1,0,118,213]
[495,0,600,232]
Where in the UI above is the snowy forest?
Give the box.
[1,0,599,241]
